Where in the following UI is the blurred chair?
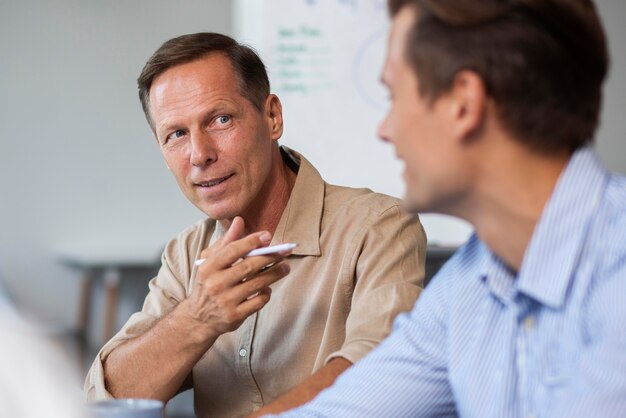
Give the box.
[425,245,457,286]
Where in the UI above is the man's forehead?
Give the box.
[390,6,416,58]
[383,6,416,84]
[150,55,238,104]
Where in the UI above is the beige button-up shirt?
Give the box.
[85,148,426,418]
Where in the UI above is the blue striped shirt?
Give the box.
[271,147,626,418]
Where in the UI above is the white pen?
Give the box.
[194,242,297,266]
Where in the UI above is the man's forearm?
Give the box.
[103,224,290,402]
[248,357,352,417]
[103,299,217,402]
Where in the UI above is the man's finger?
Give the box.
[235,287,273,318]
[208,216,246,253]
[197,229,272,270]
[231,261,290,301]
[222,216,246,246]
[225,253,290,284]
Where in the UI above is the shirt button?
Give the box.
[523,315,535,330]
[239,348,248,357]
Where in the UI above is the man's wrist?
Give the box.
[171,299,220,347]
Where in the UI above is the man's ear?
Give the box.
[264,94,284,141]
[448,70,487,143]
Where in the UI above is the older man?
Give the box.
[84,33,425,418]
[272,0,626,417]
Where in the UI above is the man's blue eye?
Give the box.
[166,130,185,141]
[217,115,231,124]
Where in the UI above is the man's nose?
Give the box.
[190,131,217,167]
[377,116,391,143]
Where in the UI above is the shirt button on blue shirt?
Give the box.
[523,315,535,330]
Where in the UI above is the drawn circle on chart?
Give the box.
[352,27,389,112]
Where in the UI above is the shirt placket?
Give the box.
[235,311,264,409]
[516,300,538,418]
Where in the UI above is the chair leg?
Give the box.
[103,268,121,344]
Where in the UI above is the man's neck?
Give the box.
[463,142,570,272]
[219,147,297,237]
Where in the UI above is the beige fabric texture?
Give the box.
[85,149,426,418]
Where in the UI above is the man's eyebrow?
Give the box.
[155,120,183,141]
[156,120,175,135]
[205,103,231,115]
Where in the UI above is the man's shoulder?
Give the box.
[324,183,404,217]
[592,174,626,264]
[591,174,626,249]
[176,217,215,238]
[165,218,216,253]
[605,174,626,214]
[430,235,485,284]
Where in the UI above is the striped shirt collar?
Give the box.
[481,147,609,309]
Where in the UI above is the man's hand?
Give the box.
[102,216,291,401]
[181,216,292,337]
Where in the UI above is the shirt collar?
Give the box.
[271,146,323,256]
[480,248,517,306]
[515,147,609,308]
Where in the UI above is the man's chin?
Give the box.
[401,195,424,216]
[402,186,442,215]
[194,203,238,222]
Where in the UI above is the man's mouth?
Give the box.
[195,173,234,188]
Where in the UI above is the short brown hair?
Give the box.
[388,0,609,153]
[137,32,270,130]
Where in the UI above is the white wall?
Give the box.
[0,0,232,328]
[0,0,624,331]
[595,0,626,173]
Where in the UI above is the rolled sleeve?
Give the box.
[84,240,191,400]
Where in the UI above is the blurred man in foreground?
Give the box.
[271,0,626,416]
[0,278,84,418]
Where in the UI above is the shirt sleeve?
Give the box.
[325,204,426,365]
[269,264,457,417]
[83,239,191,401]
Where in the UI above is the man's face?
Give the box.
[148,53,281,221]
[379,7,469,215]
